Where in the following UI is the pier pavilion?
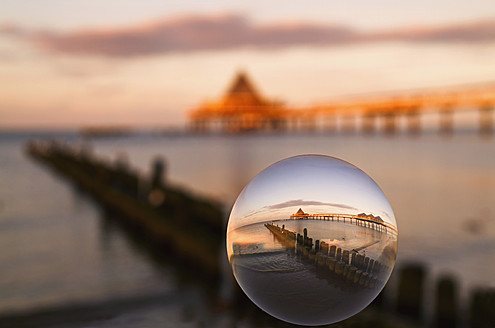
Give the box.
[188,71,287,133]
[290,208,309,220]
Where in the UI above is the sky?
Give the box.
[1,1,495,129]
[227,155,396,230]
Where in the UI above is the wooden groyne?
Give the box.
[26,140,224,282]
[265,223,391,289]
[389,264,495,328]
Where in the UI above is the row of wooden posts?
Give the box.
[266,222,495,327]
[389,264,495,328]
[265,223,389,289]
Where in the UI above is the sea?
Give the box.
[0,131,494,326]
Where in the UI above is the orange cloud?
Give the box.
[2,14,495,57]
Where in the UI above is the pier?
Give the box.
[264,223,392,290]
[290,208,398,236]
[189,71,495,135]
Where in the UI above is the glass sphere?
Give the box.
[226,155,398,326]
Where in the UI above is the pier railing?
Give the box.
[288,214,398,236]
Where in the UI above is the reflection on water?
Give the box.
[229,220,397,325]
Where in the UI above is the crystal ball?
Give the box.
[226,155,398,326]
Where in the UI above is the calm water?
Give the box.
[0,132,494,322]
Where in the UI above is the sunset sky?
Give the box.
[228,155,396,230]
[1,1,495,129]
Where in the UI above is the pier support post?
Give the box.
[383,112,397,135]
[439,107,454,135]
[362,113,376,135]
[336,248,342,261]
[479,104,493,136]
[406,109,421,135]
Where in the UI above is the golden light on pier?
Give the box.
[190,71,495,135]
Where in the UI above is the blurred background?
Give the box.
[1,1,495,327]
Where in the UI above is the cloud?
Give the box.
[369,20,495,43]
[2,13,495,57]
[265,199,358,211]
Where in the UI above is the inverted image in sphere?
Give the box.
[226,155,398,326]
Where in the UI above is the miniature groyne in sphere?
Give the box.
[265,223,390,289]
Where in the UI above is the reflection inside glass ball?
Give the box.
[226,155,398,326]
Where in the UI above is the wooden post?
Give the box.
[469,288,495,327]
[434,276,458,328]
[336,248,342,261]
[368,259,375,273]
[342,250,350,264]
[363,257,370,272]
[347,266,357,282]
[396,264,426,322]
[320,241,329,255]
[151,157,165,189]
[328,258,337,271]
[354,270,362,284]
[359,272,369,286]
[329,245,336,258]
[335,261,345,275]
[356,255,364,269]
[351,252,356,266]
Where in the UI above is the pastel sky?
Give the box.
[227,155,396,230]
[1,1,495,129]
